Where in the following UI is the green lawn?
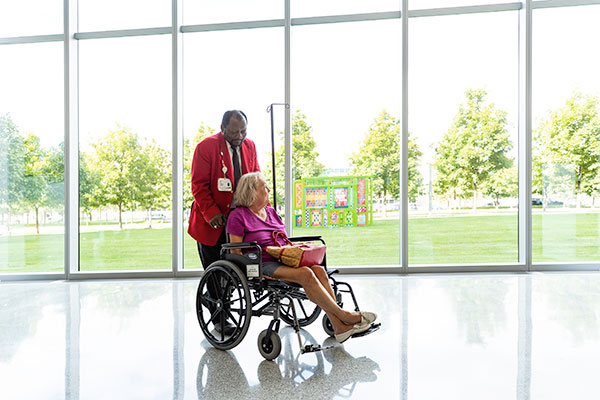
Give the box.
[1,212,599,273]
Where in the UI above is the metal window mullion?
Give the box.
[74,27,171,40]
[181,19,284,33]
[291,11,400,26]
[409,3,522,18]
[284,0,292,234]
[172,0,183,275]
[400,0,409,273]
[0,34,63,45]
[64,0,79,278]
[518,0,532,270]
[532,0,600,9]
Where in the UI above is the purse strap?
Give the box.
[271,230,293,246]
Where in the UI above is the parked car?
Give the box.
[532,198,543,206]
[151,212,166,220]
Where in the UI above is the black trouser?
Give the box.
[197,229,228,318]
[196,228,227,269]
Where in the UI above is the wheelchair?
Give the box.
[195,235,378,360]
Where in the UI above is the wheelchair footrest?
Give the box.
[300,343,336,354]
[351,322,381,339]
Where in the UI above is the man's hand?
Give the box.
[209,213,226,229]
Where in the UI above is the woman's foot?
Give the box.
[335,322,371,343]
[342,311,377,326]
[359,311,377,325]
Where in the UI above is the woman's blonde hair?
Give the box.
[233,172,265,207]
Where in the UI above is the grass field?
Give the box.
[1,212,599,273]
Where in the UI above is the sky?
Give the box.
[1,2,599,175]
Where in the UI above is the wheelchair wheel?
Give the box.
[196,261,252,351]
[322,314,335,337]
[279,296,321,327]
[257,329,282,360]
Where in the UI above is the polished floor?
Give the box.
[1,272,600,399]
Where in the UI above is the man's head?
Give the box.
[221,110,248,147]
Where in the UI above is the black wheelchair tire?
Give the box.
[322,314,335,337]
[257,329,282,360]
[196,260,252,351]
[279,296,321,327]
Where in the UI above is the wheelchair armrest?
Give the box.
[220,241,262,259]
[287,235,325,245]
[222,241,259,250]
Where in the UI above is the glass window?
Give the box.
[408,11,518,265]
[293,0,399,18]
[0,0,62,37]
[182,28,284,269]
[78,0,171,32]
[0,42,64,274]
[532,5,600,263]
[291,20,401,267]
[184,0,283,25]
[79,35,172,271]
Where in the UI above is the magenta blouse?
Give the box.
[226,206,288,262]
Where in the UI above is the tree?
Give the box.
[0,114,25,230]
[264,111,325,208]
[434,89,512,211]
[350,110,423,202]
[21,133,47,234]
[184,123,215,213]
[89,126,142,229]
[41,143,65,214]
[134,140,171,228]
[533,92,600,208]
[482,166,518,208]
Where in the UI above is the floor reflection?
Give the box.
[3,273,600,399]
[195,327,380,400]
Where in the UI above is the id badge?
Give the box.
[217,178,232,192]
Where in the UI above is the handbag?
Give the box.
[265,231,326,268]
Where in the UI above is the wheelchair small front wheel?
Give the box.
[196,261,252,351]
[257,329,282,360]
[322,314,335,337]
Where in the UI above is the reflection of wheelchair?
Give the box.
[196,235,373,360]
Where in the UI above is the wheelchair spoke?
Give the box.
[225,309,240,328]
[297,300,309,318]
[207,309,222,325]
[201,294,218,307]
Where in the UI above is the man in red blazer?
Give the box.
[188,110,261,268]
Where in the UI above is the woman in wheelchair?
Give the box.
[226,172,377,343]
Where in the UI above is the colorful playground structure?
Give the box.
[293,176,373,228]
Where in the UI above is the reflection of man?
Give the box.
[188,110,260,334]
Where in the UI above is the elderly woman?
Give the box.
[226,172,377,343]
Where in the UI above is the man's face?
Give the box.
[222,116,247,147]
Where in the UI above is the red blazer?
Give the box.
[187,132,260,245]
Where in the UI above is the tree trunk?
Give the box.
[35,206,40,235]
[148,208,153,229]
[118,204,123,230]
[472,188,478,213]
